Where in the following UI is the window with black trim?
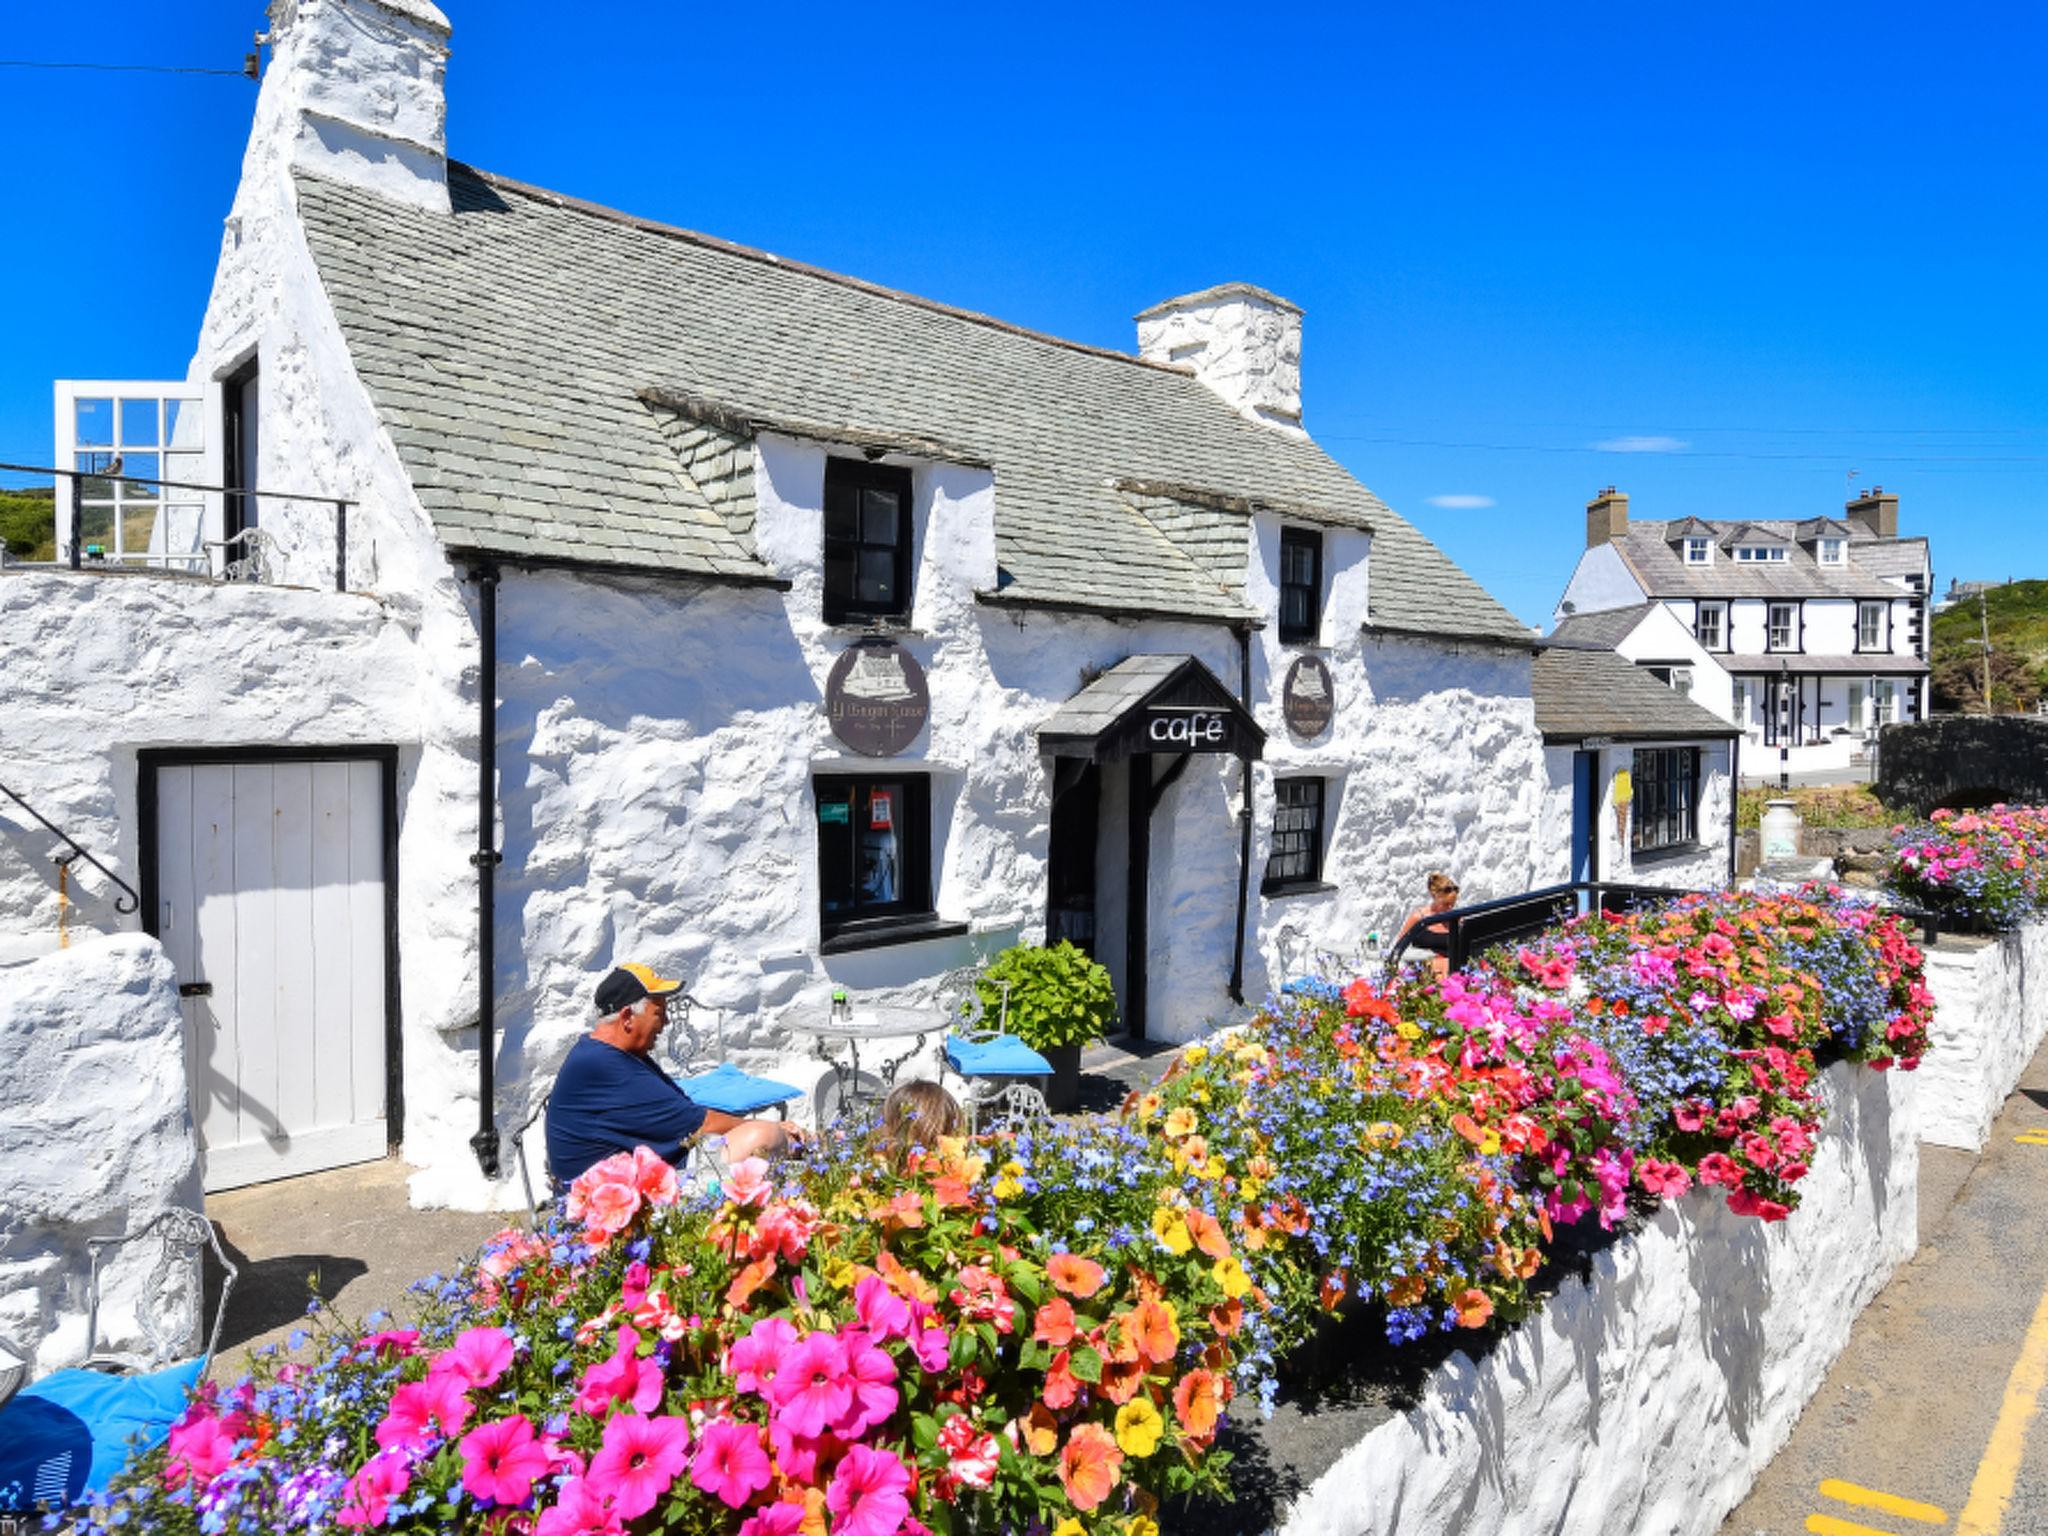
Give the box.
[1263,777,1326,892]
[814,774,933,939]
[823,459,913,625]
[1631,747,1699,853]
[1278,527,1322,644]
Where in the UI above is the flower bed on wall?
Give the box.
[1887,804,2048,932]
[77,890,1932,1536]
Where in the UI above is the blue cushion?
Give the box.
[945,1033,1053,1077]
[0,1355,205,1503]
[675,1061,802,1116]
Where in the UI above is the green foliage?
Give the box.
[972,939,1118,1048]
[1735,783,1894,831]
[1930,579,2048,712]
[0,487,56,561]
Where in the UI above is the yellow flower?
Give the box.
[1114,1396,1165,1458]
[1053,1521,1087,1536]
[994,1160,1027,1200]
[1150,1207,1192,1256]
[1232,1042,1268,1068]
[1163,1106,1199,1140]
[1134,1092,1162,1122]
[1240,1176,1264,1202]
[1198,1156,1227,1183]
[1395,1021,1423,1041]
[1364,1121,1405,1149]
[1212,1255,1252,1300]
[1127,1519,1161,1536]
[1183,1044,1209,1067]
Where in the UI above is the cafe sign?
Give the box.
[825,641,931,756]
[1283,655,1335,739]
[1147,708,1231,748]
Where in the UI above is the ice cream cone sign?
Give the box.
[1613,767,1632,843]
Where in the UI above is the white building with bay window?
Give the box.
[1554,487,1931,780]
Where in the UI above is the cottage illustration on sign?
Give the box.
[824,642,931,757]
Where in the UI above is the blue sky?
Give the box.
[4,2,2042,624]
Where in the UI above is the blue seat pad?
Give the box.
[675,1061,802,1116]
[0,1355,205,1503]
[945,1033,1053,1076]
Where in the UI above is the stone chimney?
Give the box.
[261,0,452,213]
[1586,486,1630,547]
[1136,283,1304,435]
[1846,485,1899,539]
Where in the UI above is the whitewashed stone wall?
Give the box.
[0,935,202,1377]
[1279,1060,1918,1536]
[1916,920,2048,1150]
[1135,285,1305,434]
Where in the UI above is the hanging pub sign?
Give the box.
[1282,655,1335,739]
[825,640,931,756]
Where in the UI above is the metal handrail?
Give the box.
[0,779,140,915]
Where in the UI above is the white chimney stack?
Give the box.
[261,0,452,213]
[1136,283,1304,435]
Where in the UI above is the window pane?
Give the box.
[860,785,902,907]
[120,504,158,556]
[823,548,855,605]
[80,506,114,550]
[857,548,896,604]
[165,398,202,450]
[74,398,113,447]
[817,785,856,915]
[75,451,119,502]
[119,452,160,499]
[119,398,160,447]
[860,487,900,546]
[824,486,859,545]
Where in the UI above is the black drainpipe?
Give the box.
[1228,623,1253,1004]
[469,564,503,1178]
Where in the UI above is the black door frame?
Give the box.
[137,745,404,1148]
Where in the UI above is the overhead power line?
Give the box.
[0,57,253,79]
[1313,432,2048,466]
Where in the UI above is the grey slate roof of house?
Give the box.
[1609,520,1913,601]
[1717,653,1930,677]
[1531,646,1739,741]
[1548,601,1661,650]
[293,164,1530,641]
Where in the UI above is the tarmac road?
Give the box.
[1723,1036,2048,1536]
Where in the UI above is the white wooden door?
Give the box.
[155,759,389,1191]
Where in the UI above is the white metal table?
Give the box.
[788,1005,948,1124]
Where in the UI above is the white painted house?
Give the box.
[4,0,1723,1209]
[1555,487,1932,779]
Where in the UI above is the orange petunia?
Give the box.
[1033,1296,1078,1348]
[726,1255,776,1309]
[1047,1253,1109,1299]
[1172,1368,1229,1443]
[1059,1422,1125,1512]
[1098,1352,1148,1405]
[1185,1208,1232,1262]
[880,1190,926,1231]
[1019,1402,1060,1456]
[1385,1273,1426,1307]
[1319,1271,1349,1311]
[877,1249,937,1305]
[1208,1297,1243,1338]
[1043,1350,1081,1409]
[1121,1299,1181,1367]
[1454,1288,1495,1329]
[1450,1112,1488,1147]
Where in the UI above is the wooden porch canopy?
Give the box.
[1037,654,1265,763]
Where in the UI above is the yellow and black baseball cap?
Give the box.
[594,962,684,1016]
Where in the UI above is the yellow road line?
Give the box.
[1955,1268,2048,1535]
[1809,1514,1921,1536]
[2013,1133,2048,1145]
[1817,1477,1948,1523]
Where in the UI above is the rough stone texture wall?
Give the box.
[0,935,202,1377]
[1917,922,2048,1150]
[1876,715,2048,816]
[1135,288,1305,434]
[1279,1060,1917,1536]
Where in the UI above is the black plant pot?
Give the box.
[1042,1044,1083,1112]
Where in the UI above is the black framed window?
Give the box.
[823,459,913,625]
[1631,747,1699,853]
[814,774,933,939]
[1278,527,1322,644]
[1263,777,1326,892]
[222,357,259,541]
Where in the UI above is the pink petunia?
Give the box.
[1696,1152,1744,1190]
[722,1156,774,1209]
[533,1476,624,1536]
[1635,1158,1692,1200]
[587,1412,692,1520]
[835,1329,900,1437]
[376,1371,472,1451]
[854,1274,912,1341]
[769,1332,853,1440]
[356,1329,422,1360]
[630,1145,681,1207]
[936,1413,1001,1492]
[737,1504,809,1536]
[576,1326,663,1417]
[906,1311,951,1374]
[162,1412,236,1489]
[580,1178,644,1245]
[459,1413,552,1507]
[769,1417,845,1484]
[431,1325,516,1391]
[826,1443,914,1536]
[691,1418,774,1509]
[336,1450,411,1529]
[728,1316,799,1397]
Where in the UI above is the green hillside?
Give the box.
[1931,579,2048,712]
[0,486,56,562]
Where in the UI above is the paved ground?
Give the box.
[1722,1037,2048,1536]
[201,1158,509,1381]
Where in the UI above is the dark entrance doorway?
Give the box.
[1046,760,1099,955]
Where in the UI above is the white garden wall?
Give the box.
[0,935,202,1378]
[1279,1059,1918,1536]
[1915,920,2048,1151]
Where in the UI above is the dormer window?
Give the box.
[1818,537,1845,566]
[823,458,913,625]
[1683,536,1712,565]
[1734,545,1787,563]
[1278,526,1322,644]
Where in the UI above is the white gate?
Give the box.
[152,758,390,1191]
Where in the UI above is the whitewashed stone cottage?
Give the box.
[6,0,1672,1208]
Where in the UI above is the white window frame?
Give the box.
[53,379,208,567]
[1735,544,1788,563]
[1694,601,1726,651]
[1818,536,1845,566]
[1684,536,1712,565]
[1858,601,1886,651]
[1768,602,1797,651]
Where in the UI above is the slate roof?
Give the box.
[1609,520,1911,601]
[1548,601,1661,649]
[1717,653,1931,677]
[1532,646,1739,742]
[293,164,1530,640]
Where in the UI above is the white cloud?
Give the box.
[1425,493,1497,510]
[1593,435,1689,454]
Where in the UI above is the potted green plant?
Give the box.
[972,941,1118,1111]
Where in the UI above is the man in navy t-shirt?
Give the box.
[545,962,799,1187]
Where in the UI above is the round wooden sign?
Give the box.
[1283,655,1335,738]
[825,641,931,756]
